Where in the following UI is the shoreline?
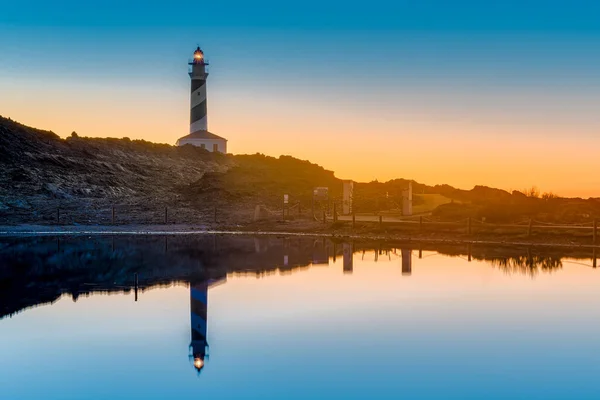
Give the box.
[1,224,599,249]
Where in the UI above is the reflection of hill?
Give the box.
[0,236,597,318]
[0,235,324,319]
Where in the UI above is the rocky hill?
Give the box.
[0,116,341,225]
[2,115,599,226]
[0,116,235,224]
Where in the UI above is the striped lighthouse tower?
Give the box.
[189,46,209,132]
[177,46,227,152]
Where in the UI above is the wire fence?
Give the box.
[1,199,598,244]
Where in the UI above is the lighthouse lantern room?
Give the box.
[176,46,227,152]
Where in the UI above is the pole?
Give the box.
[528,218,533,237]
[134,272,139,302]
[419,216,423,231]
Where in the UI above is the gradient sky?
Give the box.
[2,1,600,196]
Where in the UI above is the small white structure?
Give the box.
[402,182,413,216]
[177,46,227,153]
[342,180,354,215]
[176,130,227,152]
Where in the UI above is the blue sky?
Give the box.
[3,0,600,31]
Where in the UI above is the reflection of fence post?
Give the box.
[594,219,597,244]
[528,218,533,237]
[467,217,472,235]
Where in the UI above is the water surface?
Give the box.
[1,236,599,399]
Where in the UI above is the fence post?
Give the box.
[379,215,383,228]
[112,206,116,225]
[528,218,533,237]
[333,203,337,222]
[594,219,597,244]
[419,216,423,231]
[467,217,472,235]
[323,210,326,223]
[164,207,168,224]
[352,212,356,228]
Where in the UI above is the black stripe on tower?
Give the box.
[191,298,207,320]
[190,100,207,124]
[191,79,206,93]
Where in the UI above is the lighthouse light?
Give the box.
[194,358,205,370]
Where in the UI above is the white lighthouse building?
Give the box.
[176,46,227,152]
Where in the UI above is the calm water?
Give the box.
[1,235,599,399]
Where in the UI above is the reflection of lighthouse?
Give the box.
[189,281,209,373]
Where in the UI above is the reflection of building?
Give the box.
[189,281,209,373]
[401,248,412,276]
[343,243,353,274]
[312,239,329,265]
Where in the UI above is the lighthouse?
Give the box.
[176,46,228,152]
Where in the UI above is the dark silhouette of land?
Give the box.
[2,115,600,238]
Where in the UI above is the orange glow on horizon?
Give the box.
[2,79,600,198]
